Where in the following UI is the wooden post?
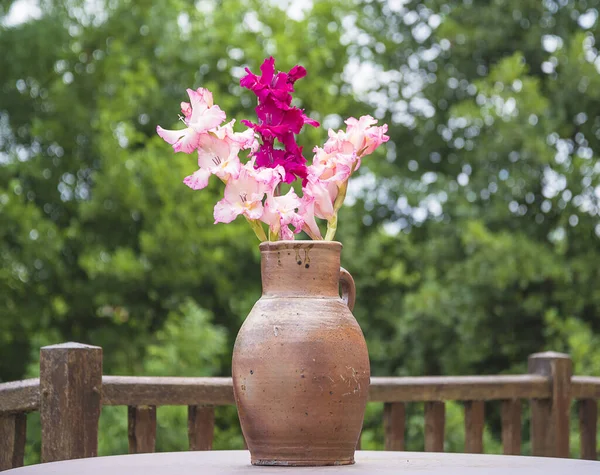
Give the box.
[40,343,102,463]
[464,401,484,453]
[528,352,572,458]
[424,401,445,452]
[128,406,157,453]
[188,405,214,451]
[501,399,522,455]
[383,402,405,451]
[0,413,26,471]
[578,399,597,460]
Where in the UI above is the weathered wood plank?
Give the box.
[0,379,40,414]
[103,375,551,407]
[369,375,550,402]
[571,377,600,399]
[188,406,214,451]
[128,406,157,454]
[528,352,572,458]
[578,399,597,460]
[501,399,521,455]
[425,401,445,452]
[40,343,102,463]
[103,377,235,406]
[0,413,26,471]
[464,401,484,454]
[530,397,552,457]
[383,402,405,451]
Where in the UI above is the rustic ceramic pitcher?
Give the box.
[232,240,370,466]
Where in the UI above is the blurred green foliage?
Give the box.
[1,0,599,460]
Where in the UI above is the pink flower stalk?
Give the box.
[213,163,283,224]
[241,57,319,184]
[261,188,304,240]
[157,88,226,153]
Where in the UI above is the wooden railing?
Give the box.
[0,343,599,470]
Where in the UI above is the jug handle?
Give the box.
[339,267,356,311]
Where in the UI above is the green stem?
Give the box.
[324,214,337,241]
[324,160,361,241]
[246,218,267,242]
[324,179,349,241]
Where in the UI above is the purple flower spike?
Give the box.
[241,57,319,184]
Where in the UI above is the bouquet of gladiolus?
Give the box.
[157,57,389,241]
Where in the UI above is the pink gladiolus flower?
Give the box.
[183,134,242,190]
[156,88,226,154]
[261,188,304,240]
[325,115,389,159]
[213,163,282,224]
[298,194,322,240]
[213,120,258,152]
[303,174,337,221]
[309,146,357,185]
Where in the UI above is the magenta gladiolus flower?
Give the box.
[240,57,307,108]
[241,57,318,183]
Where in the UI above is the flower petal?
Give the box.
[214,199,241,224]
[197,135,232,171]
[244,202,264,220]
[280,225,294,240]
[173,129,201,154]
[191,105,226,133]
[298,195,322,239]
[157,126,200,154]
[156,126,185,145]
[183,168,211,190]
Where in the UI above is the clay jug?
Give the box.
[232,240,370,466]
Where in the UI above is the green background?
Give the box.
[1,0,599,460]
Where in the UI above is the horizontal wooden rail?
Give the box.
[1,375,566,412]
[571,376,600,399]
[0,379,40,413]
[102,376,235,406]
[368,375,550,402]
[5,374,597,412]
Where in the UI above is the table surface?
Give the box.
[7,451,599,474]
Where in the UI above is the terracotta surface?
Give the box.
[232,241,370,466]
[7,451,600,474]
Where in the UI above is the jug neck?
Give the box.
[260,241,343,298]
